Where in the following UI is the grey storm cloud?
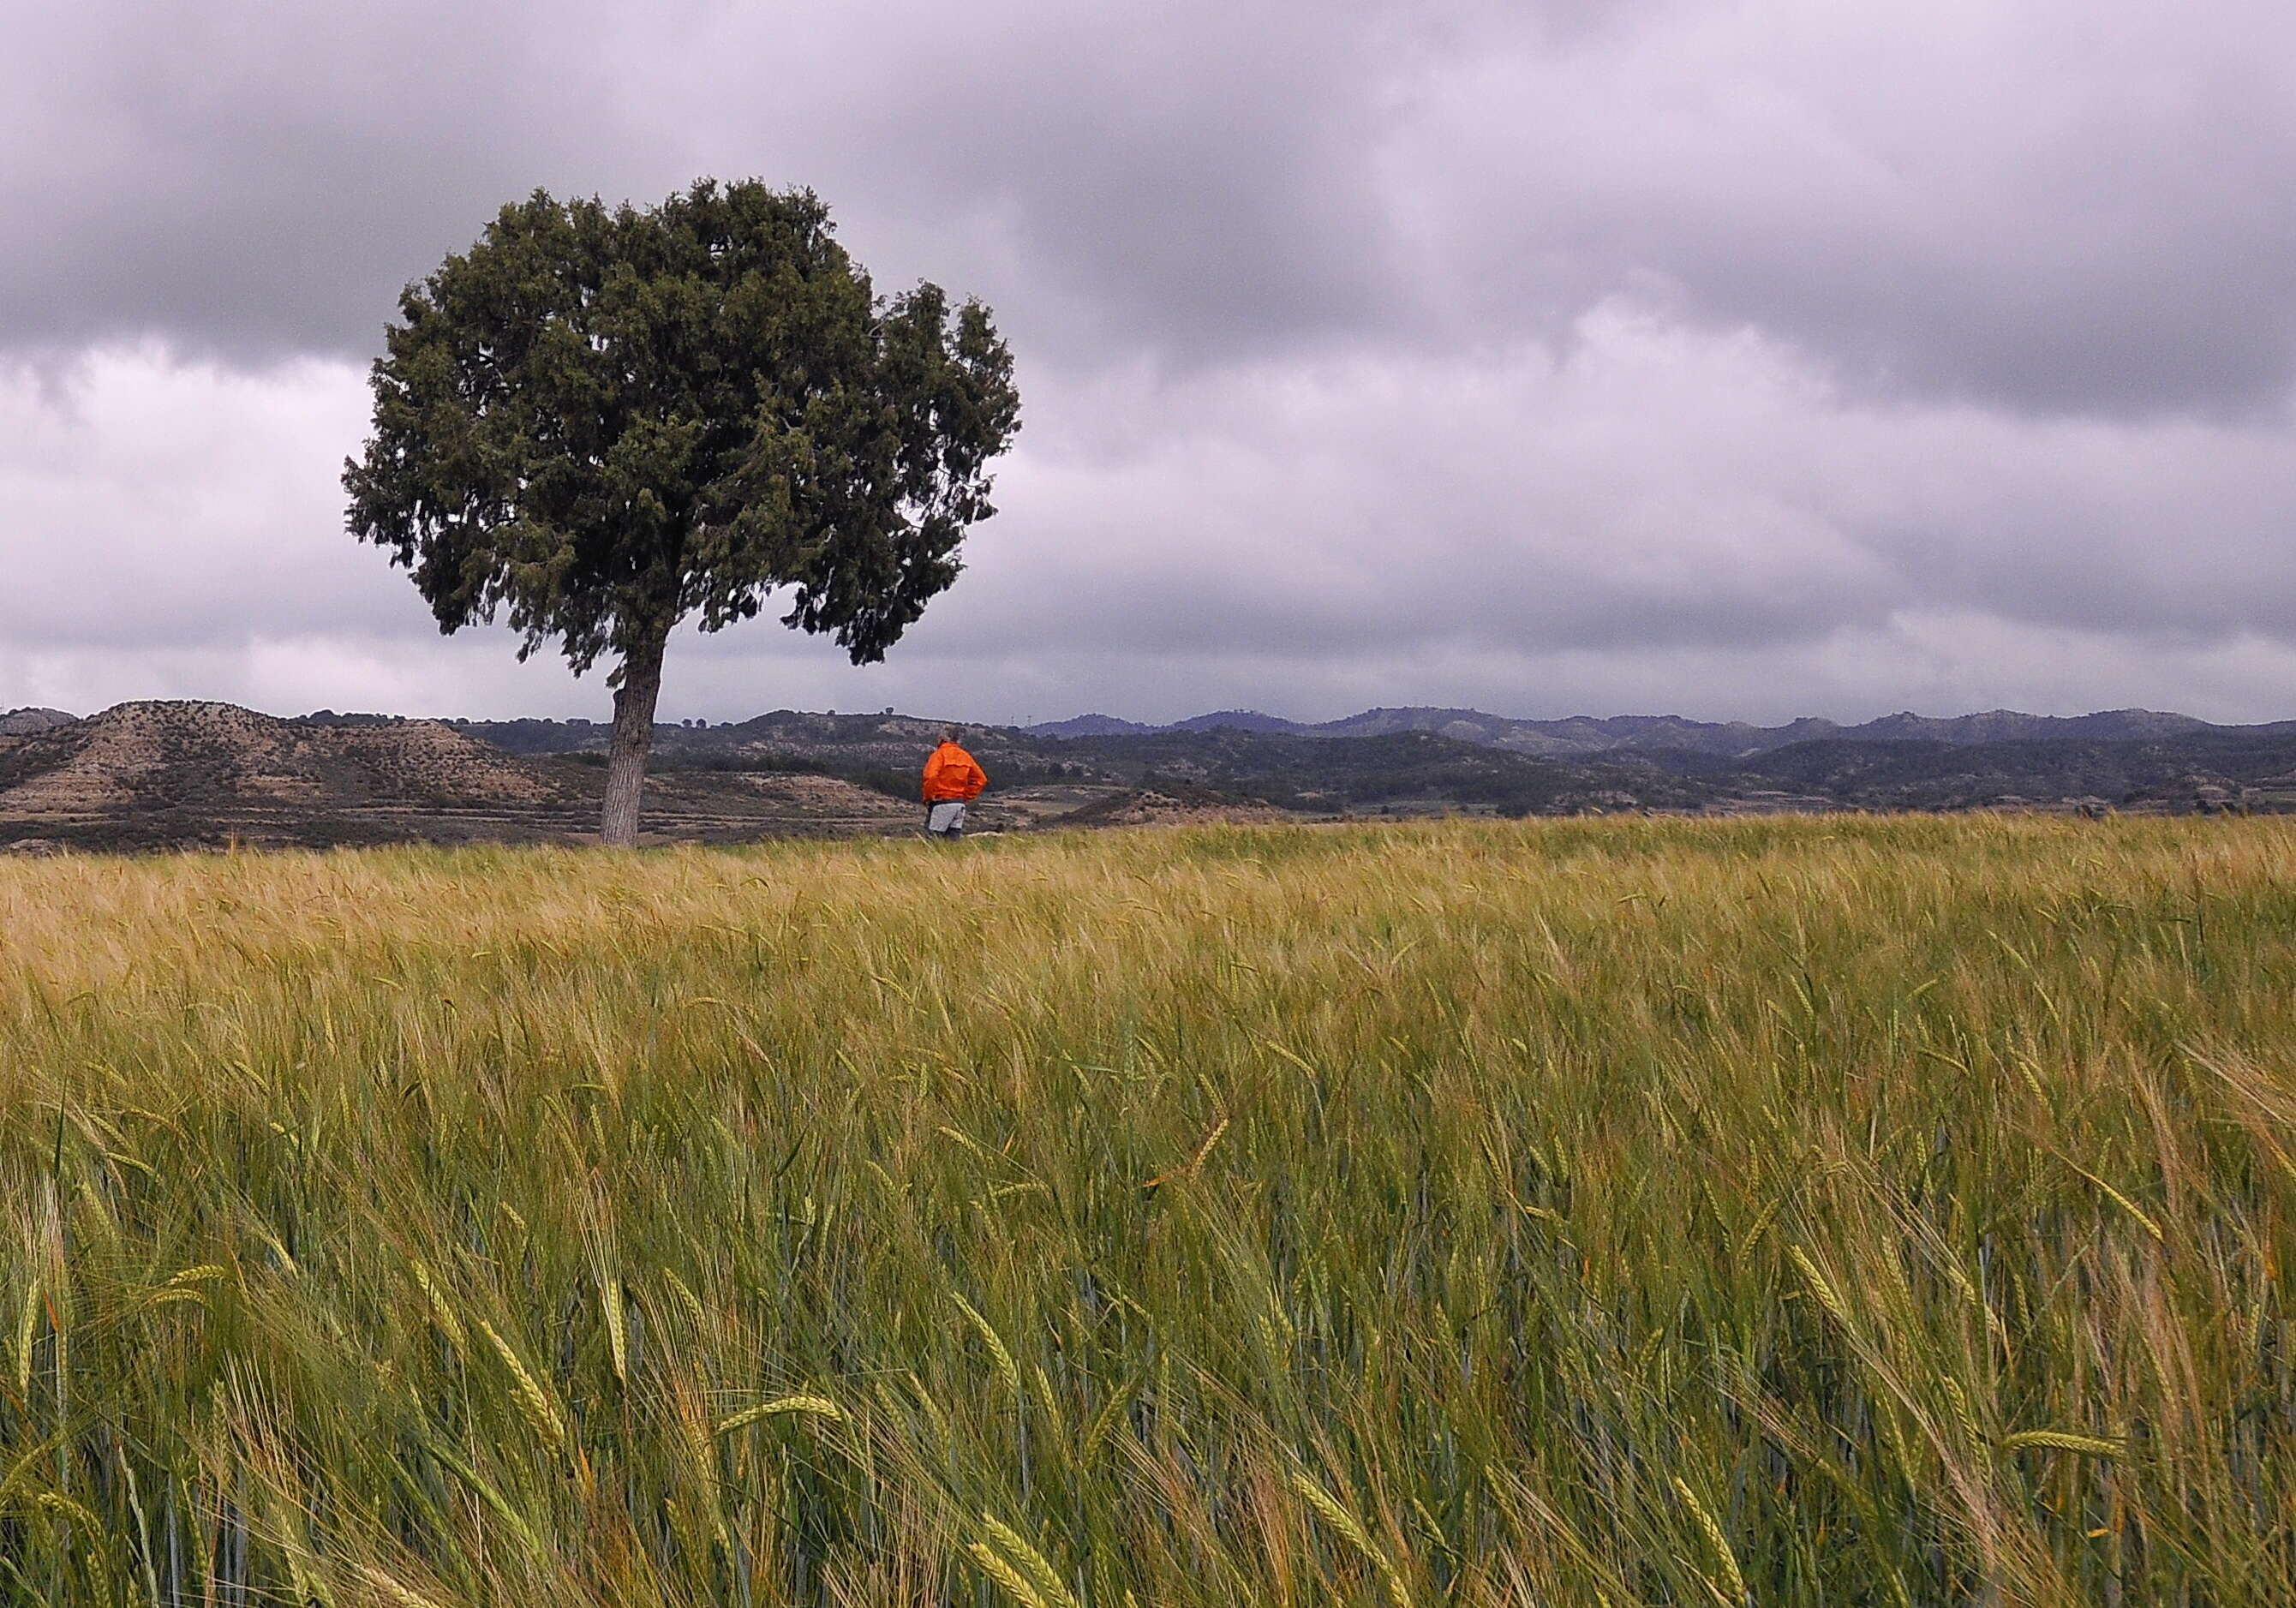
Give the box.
[6,0,2287,410]
[1392,0,2296,415]
[0,3,629,362]
[1,0,1428,368]
[5,0,2296,727]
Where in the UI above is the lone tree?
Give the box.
[345,180,1020,845]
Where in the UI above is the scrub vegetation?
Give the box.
[1,816,2291,1605]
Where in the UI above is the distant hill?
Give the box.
[0,701,559,814]
[1298,708,1798,756]
[1165,710,1311,734]
[527,702,2296,818]
[1712,731,2296,812]
[1024,714,1159,738]
[10,697,2287,852]
[0,702,923,850]
[1013,726,1713,815]
[1023,704,2248,757]
[0,707,75,737]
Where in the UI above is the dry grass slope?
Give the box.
[0,700,560,812]
[0,815,2291,1605]
[0,702,928,851]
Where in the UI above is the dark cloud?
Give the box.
[1396,1,2296,415]
[0,0,1430,368]
[0,4,655,361]
[7,1,2294,413]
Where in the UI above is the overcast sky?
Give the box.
[4,0,2294,726]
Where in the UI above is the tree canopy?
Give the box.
[344,179,1019,842]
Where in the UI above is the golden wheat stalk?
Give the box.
[1290,1469,1414,1608]
[408,1259,465,1355]
[1734,1187,1789,1262]
[32,1491,105,1533]
[1186,1113,1231,1177]
[1079,1380,1136,1467]
[15,1279,38,1395]
[1787,1245,1854,1330]
[474,1318,566,1452]
[967,1540,1055,1608]
[357,1563,451,1608]
[951,1291,1023,1396]
[601,1273,628,1384]
[2065,1163,2166,1243]
[141,1288,208,1311]
[661,1266,709,1333]
[2000,1429,2123,1459]
[980,1513,1080,1608]
[1671,1476,1747,1604]
[714,1395,846,1434]
[1940,1375,1986,1456]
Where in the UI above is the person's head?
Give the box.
[942,727,960,744]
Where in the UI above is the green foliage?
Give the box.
[344,178,1019,673]
[3,817,2293,1604]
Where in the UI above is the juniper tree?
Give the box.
[345,180,1019,845]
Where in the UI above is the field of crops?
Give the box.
[2,816,2291,1606]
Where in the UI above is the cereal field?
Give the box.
[1,816,2290,1605]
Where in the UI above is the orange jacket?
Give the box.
[922,740,988,803]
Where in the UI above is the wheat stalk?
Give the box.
[979,1514,1080,1608]
[714,1395,846,1434]
[951,1292,1022,1396]
[408,1259,465,1354]
[1787,1245,1854,1331]
[15,1279,38,1396]
[601,1273,628,1384]
[2000,1429,2123,1459]
[357,1563,451,1608]
[1940,1375,1986,1456]
[1290,1469,1414,1608]
[1078,1380,1136,1467]
[475,1318,566,1452]
[967,1540,1055,1608]
[1671,1476,1747,1604]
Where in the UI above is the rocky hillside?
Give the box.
[0,702,560,814]
[0,702,940,851]
[0,707,75,737]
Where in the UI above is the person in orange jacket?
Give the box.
[921,728,989,838]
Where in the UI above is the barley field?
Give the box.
[1,816,2291,1606]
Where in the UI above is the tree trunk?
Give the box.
[600,632,667,848]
